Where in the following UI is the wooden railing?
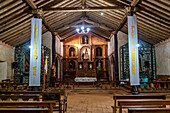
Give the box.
[139,81,170,91]
[119,80,170,92]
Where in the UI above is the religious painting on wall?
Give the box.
[81,46,90,61]
[82,35,89,44]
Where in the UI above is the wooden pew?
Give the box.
[128,108,170,113]
[0,90,67,113]
[43,92,62,113]
[0,94,40,101]
[0,91,42,94]
[0,101,56,113]
[0,108,49,113]
[118,100,170,113]
[113,95,166,113]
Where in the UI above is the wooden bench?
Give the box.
[0,90,67,113]
[128,108,170,113]
[0,108,49,113]
[118,100,170,113]
[113,95,166,113]
[43,92,63,113]
[0,94,40,101]
[0,101,56,113]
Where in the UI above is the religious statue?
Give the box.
[82,35,88,44]
[97,60,101,70]
[51,62,56,87]
[51,62,56,77]
[84,36,87,44]
[82,48,89,60]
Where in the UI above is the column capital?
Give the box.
[125,6,138,14]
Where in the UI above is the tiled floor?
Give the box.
[65,89,129,113]
[67,94,113,113]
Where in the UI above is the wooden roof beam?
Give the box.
[110,0,142,37]
[55,18,113,31]
[24,0,59,36]
[43,6,125,12]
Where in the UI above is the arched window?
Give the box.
[69,60,75,69]
[69,47,75,56]
[96,47,102,56]
[96,59,103,70]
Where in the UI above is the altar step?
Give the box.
[66,88,128,95]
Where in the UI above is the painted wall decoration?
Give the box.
[15,41,50,83]
[120,39,156,80]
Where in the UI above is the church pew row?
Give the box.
[112,95,166,113]
[0,90,67,113]
[0,94,40,101]
[0,108,49,113]
[128,108,170,113]
[118,100,170,113]
[0,101,56,113]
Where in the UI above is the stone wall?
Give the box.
[0,42,14,81]
[155,40,170,75]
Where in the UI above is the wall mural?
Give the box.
[15,41,50,83]
[120,39,156,80]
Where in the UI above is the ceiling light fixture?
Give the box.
[76,26,90,34]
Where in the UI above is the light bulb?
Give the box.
[76,28,80,32]
[87,28,90,32]
[81,26,84,30]
[136,44,140,47]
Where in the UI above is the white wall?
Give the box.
[42,31,52,66]
[155,40,170,75]
[108,31,128,80]
[0,42,14,81]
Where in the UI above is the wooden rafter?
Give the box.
[24,0,59,36]
[110,0,142,36]
[43,6,125,12]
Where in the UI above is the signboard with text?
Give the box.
[29,18,42,86]
[128,16,139,86]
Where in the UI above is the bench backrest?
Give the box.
[43,92,60,101]
[128,108,170,113]
[0,94,40,101]
[113,95,166,100]
[118,100,170,106]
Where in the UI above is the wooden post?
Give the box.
[122,47,124,79]
[114,34,119,82]
[52,35,56,64]
[151,46,154,80]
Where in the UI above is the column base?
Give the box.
[132,86,139,95]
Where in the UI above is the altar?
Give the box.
[75,77,97,82]
[74,77,97,87]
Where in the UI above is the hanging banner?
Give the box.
[127,16,139,86]
[29,18,42,86]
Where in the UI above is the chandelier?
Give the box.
[76,26,90,34]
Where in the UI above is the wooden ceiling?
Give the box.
[0,0,169,46]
